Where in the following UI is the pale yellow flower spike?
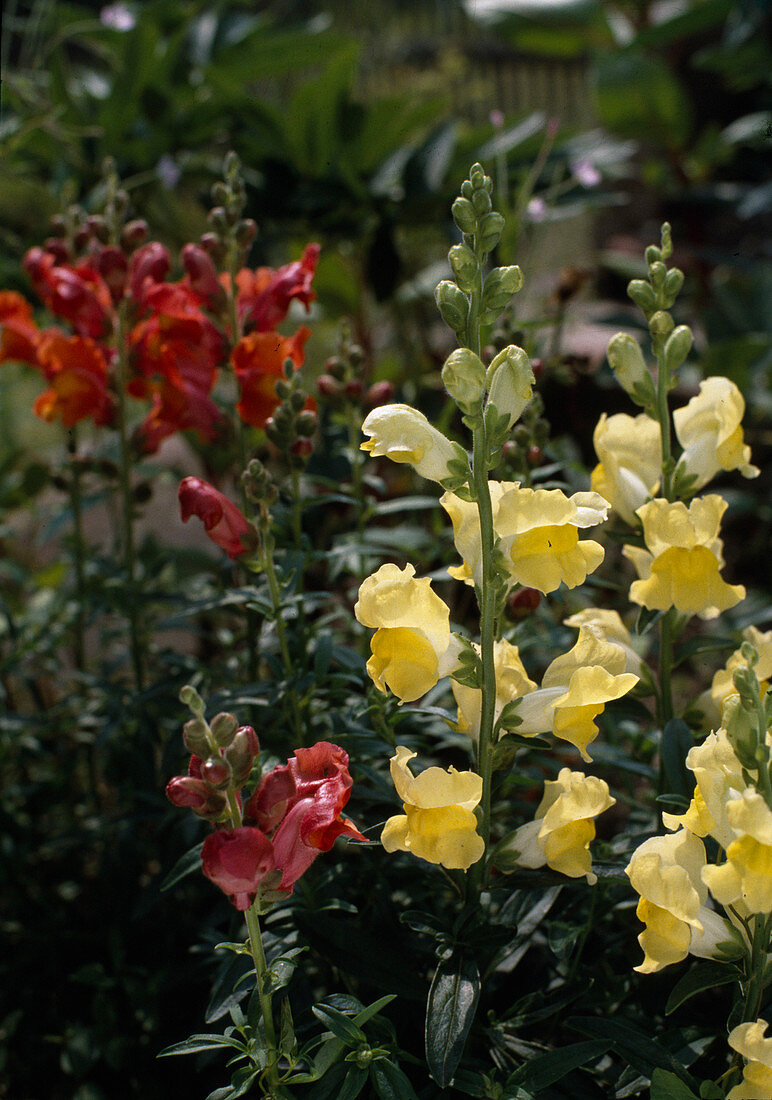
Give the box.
[381,746,485,871]
[727,1019,772,1099]
[625,495,745,619]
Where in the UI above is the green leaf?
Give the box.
[425,951,480,1088]
[157,1033,247,1057]
[312,1004,367,1047]
[339,1065,369,1100]
[160,842,203,891]
[665,961,740,1015]
[568,1017,699,1089]
[353,994,397,1029]
[507,1040,610,1091]
[650,1068,700,1100]
[673,635,736,668]
[370,1058,419,1100]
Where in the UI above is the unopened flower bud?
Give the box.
[210,712,239,747]
[442,348,486,412]
[469,163,486,189]
[506,587,541,620]
[649,310,674,340]
[291,438,314,459]
[485,344,534,427]
[482,265,524,315]
[645,246,662,266]
[324,355,345,380]
[344,378,364,401]
[526,445,543,466]
[606,333,655,406]
[663,267,684,305]
[663,324,692,373]
[181,243,223,303]
[209,206,228,232]
[236,219,257,248]
[121,219,149,250]
[183,717,210,756]
[451,197,477,234]
[86,215,110,244]
[295,410,317,437]
[225,725,260,786]
[316,374,342,399]
[364,380,394,409]
[477,211,505,253]
[435,280,470,334]
[723,694,758,771]
[97,246,128,302]
[166,776,212,813]
[448,243,478,292]
[290,389,307,411]
[201,757,233,789]
[649,261,667,291]
[627,279,656,316]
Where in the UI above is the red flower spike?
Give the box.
[201,827,276,911]
[231,326,312,429]
[178,476,257,559]
[234,243,320,333]
[34,332,114,427]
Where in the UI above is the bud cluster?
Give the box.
[264,360,318,470]
[316,329,393,413]
[199,151,257,270]
[723,645,772,808]
[619,222,692,404]
[167,693,260,822]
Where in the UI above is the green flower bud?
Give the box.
[645,246,662,266]
[663,267,684,305]
[183,717,210,757]
[461,180,474,200]
[608,334,657,407]
[435,280,470,334]
[448,243,479,292]
[442,348,486,412]
[180,684,205,716]
[210,712,239,747]
[649,261,667,291]
[649,310,675,340]
[627,279,656,316]
[472,189,492,216]
[663,324,692,373]
[469,163,486,189]
[723,693,758,771]
[477,211,505,253]
[481,265,524,314]
[451,197,476,234]
[485,344,534,428]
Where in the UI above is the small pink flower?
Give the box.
[178,477,257,559]
[571,159,601,188]
[526,197,548,223]
[201,828,276,910]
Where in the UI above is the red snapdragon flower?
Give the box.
[201,827,276,911]
[231,326,312,428]
[233,243,320,333]
[0,291,42,366]
[178,476,257,559]
[23,248,113,339]
[34,331,114,427]
[247,742,365,890]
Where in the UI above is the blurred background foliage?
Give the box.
[1,1,770,1096]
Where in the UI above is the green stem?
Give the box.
[741,913,771,1025]
[244,904,282,1093]
[655,338,674,501]
[114,302,144,690]
[262,534,305,745]
[67,427,86,674]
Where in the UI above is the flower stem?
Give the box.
[114,302,144,690]
[261,533,305,745]
[244,903,282,1093]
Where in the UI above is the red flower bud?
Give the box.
[364,380,395,409]
[201,827,276,910]
[178,477,258,559]
[506,587,541,620]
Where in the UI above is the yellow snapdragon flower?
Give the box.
[355,563,463,702]
[515,626,639,761]
[702,790,772,914]
[360,403,466,484]
[625,830,730,973]
[440,482,609,594]
[499,768,615,884]
[451,638,537,743]
[381,746,484,870]
[728,1019,772,1099]
[662,727,745,851]
[624,495,745,619]
[591,412,661,526]
[673,377,759,492]
[563,608,644,677]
